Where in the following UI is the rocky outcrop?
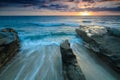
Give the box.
[60,40,86,80]
[107,27,120,37]
[76,25,120,72]
[0,28,20,68]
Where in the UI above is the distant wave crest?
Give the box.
[28,22,80,27]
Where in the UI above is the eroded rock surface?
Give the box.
[107,27,120,37]
[76,25,120,72]
[0,28,20,68]
[60,40,86,80]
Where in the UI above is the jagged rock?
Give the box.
[107,27,120,37]
[60,40,86,80]
[0,28,20,69]
[76,25,120,72]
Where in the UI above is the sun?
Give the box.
[78,11,91,16]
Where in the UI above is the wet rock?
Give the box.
[76,25,120,72]
[60,40,86,80]
[107,27,120,37]
[0,28,20,68]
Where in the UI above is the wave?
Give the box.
[28,22,80,27]
[82,21,92,23]
[19,32,75,41]
[21,39,60,50]
[20,36,83,50]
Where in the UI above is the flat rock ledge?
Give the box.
[76,25,120,72]
[60,40,86,80]
[0,28,20,69]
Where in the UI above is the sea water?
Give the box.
[0,16,120,80]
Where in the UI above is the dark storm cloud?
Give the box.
[0,0,119,3]
[0,0,120,12]
[115,2,120,6]
[82,0,120,3]
[38,3,69,10]
[0,0,46,4]
[0,0,74,4]
[0,0,71,11]
[85,6,120,11]
[82,0,120,1]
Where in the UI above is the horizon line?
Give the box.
[0,15,120,16]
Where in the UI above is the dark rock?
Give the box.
[0,28,20,69]
[60,40,86,80]
[76,25,120,72]
[107,27,120,37]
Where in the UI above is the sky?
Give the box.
[0,0,120,16]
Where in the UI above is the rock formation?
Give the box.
[0,28,20,69]
[60,40,86,80]
[107,27,120,37]
[76,25,120,72]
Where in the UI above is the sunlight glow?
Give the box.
[78,11,92,16]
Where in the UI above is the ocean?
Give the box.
[0,16,120,80]
[0,16,120,44]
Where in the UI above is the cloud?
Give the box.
[84,6,120,11]
[0,0,120,12]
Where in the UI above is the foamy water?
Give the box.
[0,42,63,80]
[0,16,120,80]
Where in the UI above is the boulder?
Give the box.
[76,25,120,72]
[60,40,86,80]
[0,28,20,68]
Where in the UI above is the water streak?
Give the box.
[0,43,63,80]
[71,43,119,80]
